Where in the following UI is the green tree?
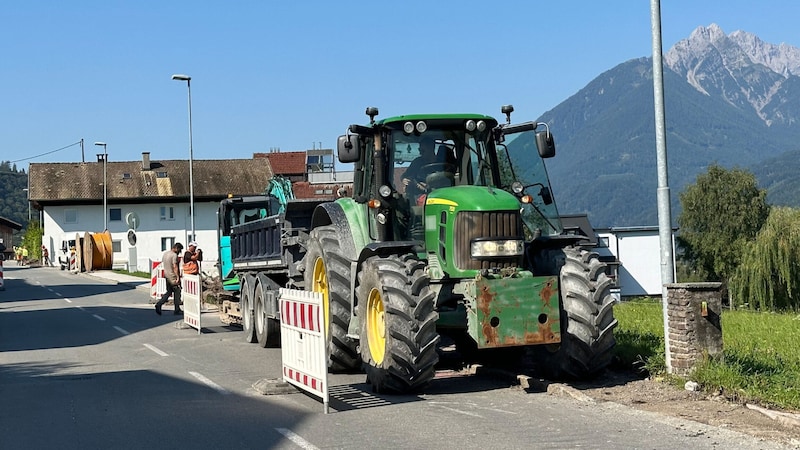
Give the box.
[21,220,43,262]
[677,164,770,284]
[730,207,800,311]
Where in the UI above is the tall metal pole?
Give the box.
[650,0,675,374]
[94,142,108,231]
[172,74,195,240]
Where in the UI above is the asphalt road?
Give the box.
[0,265,793,449]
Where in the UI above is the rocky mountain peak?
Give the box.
[665,24,800,125]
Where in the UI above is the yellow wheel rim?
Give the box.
[366,288,386,365]
[311,257,330,336]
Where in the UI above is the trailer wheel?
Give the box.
[534,245,617,379]
[241,274,257,344]
[305,226,360,371]
[255,275,280,348]
[358,254,439,393]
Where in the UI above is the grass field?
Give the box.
[614,298,800,410]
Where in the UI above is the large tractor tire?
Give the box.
[304,226,360,372]
[254,274,281,348]
[358,254,439,393]
[535,245,617,379]
[241,273,258,344]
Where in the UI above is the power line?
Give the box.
[10,140,82,163]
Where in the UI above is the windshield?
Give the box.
[389,129,497,192]
[498,130,563,237]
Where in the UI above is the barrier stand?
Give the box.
[279,288,329,414]
[181,274,202,334]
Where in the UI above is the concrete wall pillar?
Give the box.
[665,282,724,377]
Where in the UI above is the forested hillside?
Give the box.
[0,161,30,228]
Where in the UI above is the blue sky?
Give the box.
[4,1,800,170]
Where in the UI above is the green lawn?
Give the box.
[614,299,800,410]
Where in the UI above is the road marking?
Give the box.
[189,371,229,395]
[93,314,106,321]
[143,344,168,357]
[47,288,54,292]
[113,326,130,335]
[433,404,483,418]
[64,298,72,303]
[55,292,63,297]
[275,428,319,450]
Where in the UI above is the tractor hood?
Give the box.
[425,185,520,211]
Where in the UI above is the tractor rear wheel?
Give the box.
[358,254,439,393]
[305,226,360,372]
[535,245,617,379]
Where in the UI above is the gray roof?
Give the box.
[29,158,274,204]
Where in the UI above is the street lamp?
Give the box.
[172,73,195,240]
[94,142,108,231]
[22,188,30,221]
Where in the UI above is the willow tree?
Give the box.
[731,207,800,311]
[677,164,770,283]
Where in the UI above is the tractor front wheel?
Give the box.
[535,245,617,379]
[358,254,439,393]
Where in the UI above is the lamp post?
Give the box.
[94,142,108,231]
[171,74,195,240]
[22,188,30,221]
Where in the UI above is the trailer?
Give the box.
[217,192,325,347]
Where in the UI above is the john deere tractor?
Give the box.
[304,106,616,393]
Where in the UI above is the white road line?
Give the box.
[113,326,130,335]
[188,371,230,395]
[92,314,106,321]
[434,404,483,418]
[55,292,63,297]
[275,428,319,450]
[143,344,168,357]
[47,288,54,292]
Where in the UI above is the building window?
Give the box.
[112,240,121,253]
[122,173,132,179]
[65,209,78,224]
[598,237,610,248]
[161,237,175,252]
[160,206,175,221]
[156,171,168,178]
[109,208,122,222]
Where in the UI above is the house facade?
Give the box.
[0,216,23,259]
[595,226,677,297]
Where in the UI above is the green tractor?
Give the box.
[305,106,617,393]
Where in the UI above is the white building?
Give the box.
[595,226,677,297]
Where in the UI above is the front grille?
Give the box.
[453,210,523,270]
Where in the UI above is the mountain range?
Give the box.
[539,24,800,227]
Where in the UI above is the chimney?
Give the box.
[142,152,151,171]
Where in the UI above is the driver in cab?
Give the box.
[402,135,446,197]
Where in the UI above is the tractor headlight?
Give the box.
[511,181,524,195]
[415,121,427,133]
[465,120,476,131]
[403,121,415,134]
[470,239,524,258]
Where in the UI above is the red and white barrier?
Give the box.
[150,260,167,300]
[182,274,202,334]
[280,288,328,413]
[0,259,4,291]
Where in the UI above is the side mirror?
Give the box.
[337,134,361,163]
[535,131,555,158]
